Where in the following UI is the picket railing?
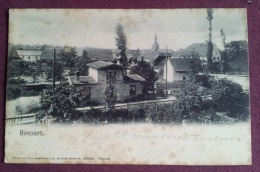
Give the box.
[6,113,37,125]
[76,98,176,112]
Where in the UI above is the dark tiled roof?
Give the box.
[68,76,97,85]
[169,58,191,72]
[174,43,219,57]
[137,49,173,60]
[76,47,113,62]
[125,74,145,82]
[112,49,138,54]
[41,48,62,60]
[132,52,141,59]
[87,61,124,70]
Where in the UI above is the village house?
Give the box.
[154,57,191,96]
[67,61,145,104]
[15,48,61,62]
[163,57,191,82]
[173,42,221,64]
[112,49,140,65]
[137,34,173,66]
[16,50,43,62]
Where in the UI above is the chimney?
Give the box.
[75,71,80,82]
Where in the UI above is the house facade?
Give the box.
[163,57,191,82]
[68,61,145,104]
[16,50,42,62]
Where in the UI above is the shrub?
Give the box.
[211,78,246,118]
[6,85,22,100]
[174,83,211,116]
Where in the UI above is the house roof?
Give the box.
[169,58,191,72]
[112,49,138,54]
[16,50,42,56]
[76,47,113,62]
[41,48,62,60]
[68,76,97,85]
[125,74,146,82]
[137,49,173,61]
[87,61,124,70]
[174,43,219,57]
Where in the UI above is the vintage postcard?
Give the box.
[5,9,251,164]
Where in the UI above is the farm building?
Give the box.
[67,61,145,104]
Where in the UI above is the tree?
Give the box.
[225,41,248,74]
[129,59,158,93]
[6,85,22,100]
[174,83,212,123]
[39,84,82,123]
[27,61,43,83]
[104,78,117,111]
[7,60,29,84]
[8,46,20,61]
[211,78,247,118]
[206,8,214,74]
[75,50,92,75]
[70,86,92,107]
[186,50,202,81]
[115,23,128,66]
[59,46,77,73]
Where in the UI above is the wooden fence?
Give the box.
[6,113,37,125]
[5,98,176,125]
[76,98,176,113]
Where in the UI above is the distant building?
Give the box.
[16,50,42,62]
[15,48,61,63]
[174,43,221,63]
[163,57,191,82]
[76,47,113,62]
[67,61,145,104]
[154,57,191,96]
[137,33,173,65]
[112,49,140,65]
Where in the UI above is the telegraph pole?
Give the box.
[52,49,56,92]
[165,46,168,98]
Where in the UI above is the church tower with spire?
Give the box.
[152,33,159,51]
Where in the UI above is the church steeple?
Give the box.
[152,33,159,51]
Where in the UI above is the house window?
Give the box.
[217,57,219,61]
[36,56,38,60]
[129,85,136,96]
[183,76,186,80]
[28,56,30,59]
[107,71,116,80]
[213,57,216,61]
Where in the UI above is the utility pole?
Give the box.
[165,46,168,99]
[52,49,56,92]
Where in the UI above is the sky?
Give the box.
[9,9,248,51]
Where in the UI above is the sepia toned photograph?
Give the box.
[5,9,251,164]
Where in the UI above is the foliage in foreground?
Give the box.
[36,77,249,125]
[38,84,83,123]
